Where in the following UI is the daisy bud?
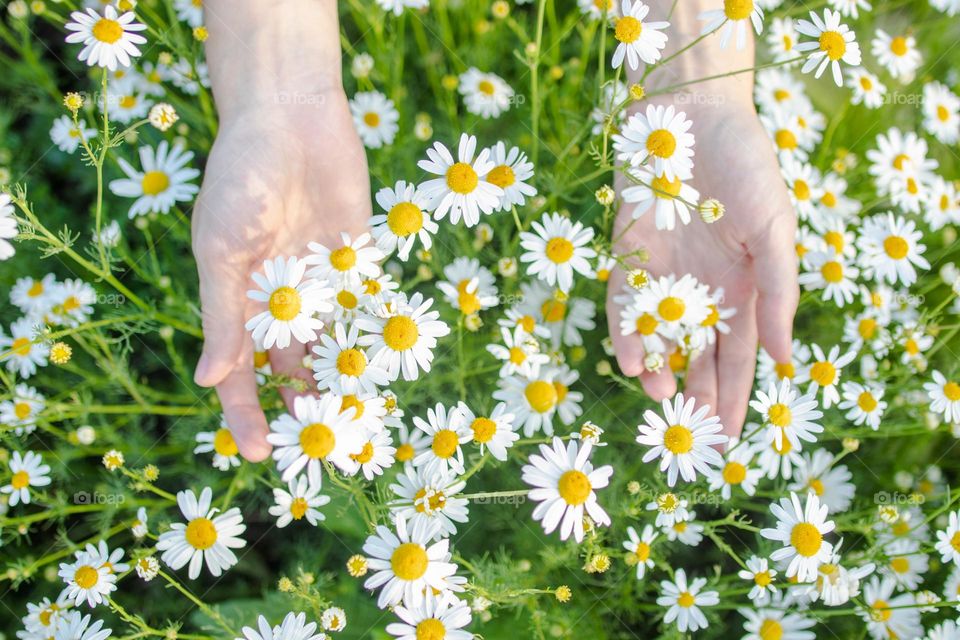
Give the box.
[894,471,913,490]
[601,336,614,356]
[569,346,586,363]
[30,1,44,15]
[158,326,174,340]
[698,198,725,223]
[464,313,483,332]
[277,577,294,592]
[472,596,492,612]
[474,19,491,35]
[491,0,509,19]
[549,65,564,80]
[626,268,649,290]
[136,556,159,581]
[841,437,860,452]
[102,449,124,470]
[442,74,459,91]
[628,84,645,101]
[148,103,178,132]
[158,52,173,66]
[321,607,346,632]
[518,560,532,572]
[877,505,899,523]
[8,1,27,19]
[475,222,494,245]
[192,26,208,41]
[944,226,957,245]
[116,0,137,10]
[643,351,664,373]
[554,585,572,603]
[76,425,96,445]
[416,264,433,280]
[49,342,72,365]
[532,195,547,210]
[143,464,159,481]
[627,480,641,495]
[497,257,518,277]
[595,185,615,205]
[63,92,84,113]
[595,359,612,376]
[350,53,373,79]
[346,554,368,577]
[525,42,539,58]
[915,590,940,612]
[413,120,433,141]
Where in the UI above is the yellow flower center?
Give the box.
[808,478,825,496]
[336,348,367,377]
[213,428,238,457]
[819,30,847,60]
[809,361,837,386]
[677,591,696,608]
[141,171,170,196]
[364,279,382,295]
[821,261,843,284]
[658,296,685,322]
[415,618,446,640]
[871,600,892,622]
[701,305,720,327]
[541,300,566,323]
[508,346,527,365]
[754,571,772,587]
[651,174,683,199]
[774,89,791,102]
[387,202,423,237]
[893,154,910,171]
[330,246,357,272]
[646,129,677,159]
[350,441,375,464]
[11,470,30,489]
[758,619,783,640]
[446,162,479,194]
[722,461,746,485]
[951,531,960,552]
[363,111,380,127]
[663,424,694,454]
[938,105,950,122]
[340,395,365,419]
[478,80,495,95]
[471,417,497,443]
[390,542,429,581]
[793,179,811,201]
[724,0,753,20]
[525,380,558,413]
[545,237,575,263]
[458,290,481,315]
[414,488,445,513]
[268,286,302,321]
[857,391,878,412]
[859,318,877,339]
[860,75,874,90]
[337,290,358,309]
[768,403,792,427]
[557,469,591,506]
[290,497,309,520]
[823,231,844,253]
[92,18,123,43]
[487,164,516,189]
[396,443,415,462]
[383,316,419,351]
[74,565,100,589]
[944,381,960,402]
[883,235,909,260]
[119,94,137,109]
[14,402,31,420]
[614,16,642,44]
[889,557,910,574]
[775,362,795,380]
[773,431,792,455]
[890,36,908,56]
[11,337,32,356]
[636,313,658,335]
[554,381,568,403]
[299,423,336,459]
[431,429,460,459]
[185,517,218,550]
[790,522,823,557]
[775,129,798,150]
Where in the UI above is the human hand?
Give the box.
[607,96,799,439]
[192,93,371,461]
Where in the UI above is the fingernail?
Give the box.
[194,353,210,385]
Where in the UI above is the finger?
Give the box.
[639,368,677,401]
[684,340,718,414]
[269,342,317,411]
[194,254,251,388]
[717,295,759,440]
[753,210,799,364]
[606,269,646,377]
[217,363,272,462]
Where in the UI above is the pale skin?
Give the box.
[193,1,797,461]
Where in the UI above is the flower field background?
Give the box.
[2,0,960,639]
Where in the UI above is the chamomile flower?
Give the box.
[798,343,855,408]
[350,91,399,148]
[798,249,860,307]
[21,595,71,637]
[517,280,596,348]
[338,392,388,435]
[362,514,459,609]
[11,273,57,316]
[738,556,778,605]
[104,83,151,124]
[245,256,333,350]
[58,543,119,607]
[795,9,861,86]
[269,466,330,528]
[635,274,711,333]
[64,6,146,71]
[50,115,96,154]
[760,491,835,582]
[417,133,503,227]
[610,0,669,70]
[749,379,823,452]
[847,68,886,108]
[411,403,470,477]
[519,212,596,292]
[108,141,200,217]
[50,279,96,327]
[656,569,719,634]
[935,510,960,566]
[757,341,811,388]
[156,487,246,579]
[193,417,241,471]
[371,181,437,261]
[856,213,929,287]
[2,451,50,507]
[922,82,960,144]
[486,326,549,379]
[238,612,326,640]
[871,30,922,81]
[390,466,469,540]
[860,576,921,640]
[53,612,112,640]
[664,512,704,546]
[306,232,384,286]
[766,17,800,63]
[623,524,657,579]
[636,393,726,486]
[881,538,928,590]
[621,164,700,231]
[493,370,567,437]
[782,157,825,222]
[385,595,473,640]
[521,437,613,543]
[312,322,390,395]
[579,0,619,20]
[485,141,537,210]
[390,419,429,466]
[458,68,514,119]
[699,0,763,50]
[0,383,44,435]
[356,292,451,381]
[647,491,690,527]
[436,257,499,314]
[838,381,886,430]
[867,127,939,190]
[708,443,763,499]
[0,193,16,260]
[459,402,518,461]
[268,394,366,482]
[789,449,855,513]
[740,606,816,640]
[924,176,960,230]
[613,104,695,181]
[350,429,396,480]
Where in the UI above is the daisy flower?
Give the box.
[390,466,469,540]
[50,115,96,154]
[924,175,960,230]
[749,379,823,452]
[867,127,938,190]
[621,164,700,231]
[0,383,44,436]
[797,343,855,408]
[485,141,537,211]
[847,68,886,108]
[58,543,120,607]
[0,193,16,260]
[21,595,71,637]
[54,612,112,640]
[436,256,499,315]
[156,487,245,580]
[362,514,459,609]
[173,0,204,27]
[486,326,550,379]
[871,30,922,81]
[760,491,835,582]
[104,84,152,124]
[519,212,596,292]
[922,82,960,144]
[371,181,437,261]
[859,577,921,640]
[737,556,778,605]
[51,279,96,327]
[356,292,450,381]
[306,232,384,286]
[798,249,860,307]
[838,381,886,430]
[459,401,518,461]
[881,538,928,591]
[856,213,929,287]
[634,273,711,332]
[417,133,503,227]
[623,524,657,579]
[267,394,366,482]
[350,91,399,148]
[517,280,596,349]
[385,596,472,640]
[656,569,719,634]
[707,443,763,499]
[765,16,800,62]
[350,428,396,481]
[521,437,613,543]
[269,466,331,528]
[664,512,704,546]
[411,403,470,477]
[646,491,690,528]
[458,67,514,119]
[612,104,695,181]
[795,9,861,86]
[238,612,326,640]
[579,0,619,20]
[935,509,960,566]
[193,417,241,471]
[493,370,564,437]
[931,0,960,14]
[312,322,390,395]
[245,256,333,349]
[2,450,50,507]
[11,273,57,316]
[390,418,429,466]
[610,0,669,70]
[636,393,726,486]
[789,449,855,513]
[338,392,388,435]
[108,141,200,218]
[740,606,815,640]
[64,6,146,71]
[699,0,763,50]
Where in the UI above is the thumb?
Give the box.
[194,255,250,387]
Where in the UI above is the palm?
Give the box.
[608,103,798,437]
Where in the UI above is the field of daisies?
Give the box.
[2,0,960,638]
